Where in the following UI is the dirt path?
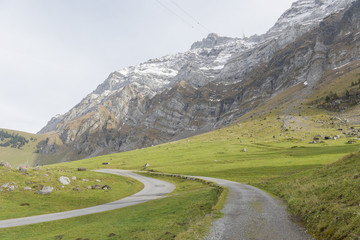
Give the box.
[0,169,175,229]
[199,176,315,240]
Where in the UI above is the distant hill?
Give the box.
[0,128,64,168]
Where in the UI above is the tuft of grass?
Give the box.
[256,152,360,240]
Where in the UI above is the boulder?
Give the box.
[102,185,111,190]
[18,166,27,172]
[91,184,102,189]
[57,176,70,185]
[36,186,54,195]
[242,148,247,152]
[1,182,17,191]
[0,161,11,168]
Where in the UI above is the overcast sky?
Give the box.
[0,0,295,133]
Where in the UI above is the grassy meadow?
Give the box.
[0,174,223,240]
[0,166,142,220]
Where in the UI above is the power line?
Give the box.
[153,0,204,34]
[168,0,211,33]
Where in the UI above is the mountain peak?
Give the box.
[190,33,235,50]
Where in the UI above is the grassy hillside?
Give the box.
[258,152,360,239]
[0,128,47,167]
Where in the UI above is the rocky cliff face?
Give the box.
[39,0,360,162]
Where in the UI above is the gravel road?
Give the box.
[0,169,175,229]
[199,176,315,240]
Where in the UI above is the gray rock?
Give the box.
[73,187,82,192]
[18,166,27,172]
[36,186,53,195]
[144,163,150,168]
[23,187,32,191]
[77,167,86,171]
[71,176,77,180]
[91,184,102,190]
[0,161,11,168]
[1,182,17,191]
[57,176,70,185]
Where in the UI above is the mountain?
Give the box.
[38,0,360,163]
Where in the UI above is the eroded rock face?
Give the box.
[37,0,360,163]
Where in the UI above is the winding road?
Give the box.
[0,170,314,240]
[0,169,175,229]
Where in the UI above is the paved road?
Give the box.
[0,169,175,229]
[199,176,315,240]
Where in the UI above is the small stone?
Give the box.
[18,166,27,172]
[86,186,92,189]
[95,179,101,182]
[144,163,150,167]
[242,148,247,152]
[354,174,360,179]
[36,186,53,195]
[102,185,111,190]
[91,184,102,190]
[108,233,116,237]
[41,174,49,177]
[0,161,11,168]
[102,162,109,165]
[73,187,82,192]
[33,166,41,171]
[82,179,89,182]
[20,203,30,206]
[23,187,32,191]
[71,176,77,180]
[7,185,16,191]
[77,167,87,171]
[58,176,70,185]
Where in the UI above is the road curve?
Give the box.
[198,176,315,240]
[0,169,175,229]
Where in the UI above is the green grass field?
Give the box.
[0,174,223,240]
[0,166,142,219]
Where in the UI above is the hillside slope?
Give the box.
[0,128,47,167]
